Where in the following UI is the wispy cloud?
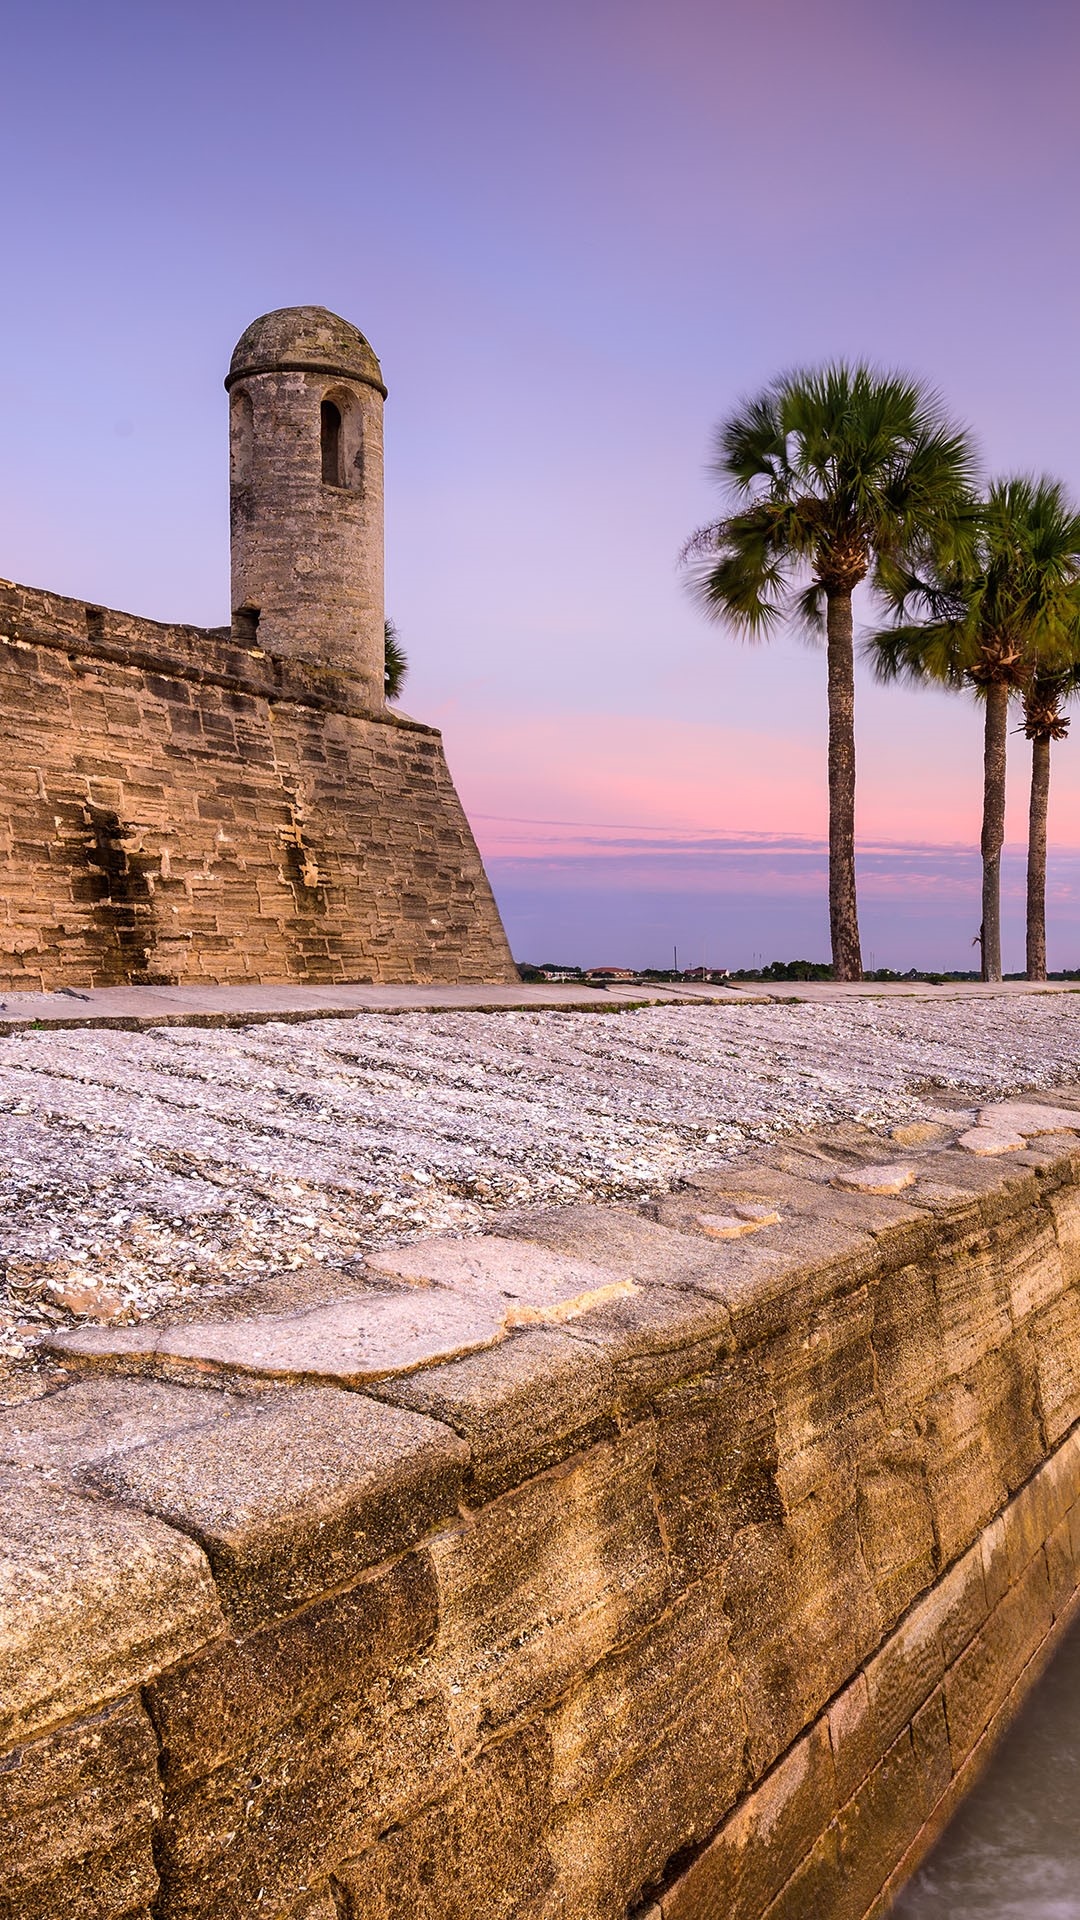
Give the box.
[480,820,1080,970]
[477,813,1080,900]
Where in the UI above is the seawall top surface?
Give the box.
[8,1084,1080,1920]
[4,1087,1073,1690]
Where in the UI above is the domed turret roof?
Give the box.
[225,307,386,394]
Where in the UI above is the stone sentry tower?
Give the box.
[225,305,386,704]
[0,303,517,990]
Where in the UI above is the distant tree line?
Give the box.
[683,366,1080,982]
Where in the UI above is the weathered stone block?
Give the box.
[562,1281,734,1412]
[662,1720,835,1920]
[911,1683,952,1814]
[980,1509,1011,1610]
[923,1376,1006,1565]
[974,1336,1045,1495]
[1045,1512,1076,1615]
[0,1467,221,1747]
[78,1388,467,1630]
[928,1542,989,1666]
[929,1226,1013,1380]
[1031,1285,1080,1443]
[722,1515,852,1774]
[150,1556,454,1919]
[833,1727,928,1920]
[914,1152,1040,1231]
[869,1259,942,1408]
[375,1325,617,1500]
[0,1697,161,1920]
[538,1585,750,1916]
[1002,1211,1066,1321]
[1033,1425,1080,1530]
[366,1234,638,1321]
[650,1353,779,1593]
[768,1284,877,1488]
[0,1374,239,1472]
[334,1724,554,1920]
[1047,1179,1080,1277]
[856,1449,937,1624]
[757,1825,841,1920]
[944,1551,1053,1765]
[657,1182,880,1344]
[147,1551,438,1786]
[431,1428,668,1751]
[504,1202,779,1317]
[547,1575,745,1814]
[862,1589,947,1756]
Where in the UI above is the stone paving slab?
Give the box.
[49,1241,640,1387]
[0,976,1075,1036]
[0,979,761,1034]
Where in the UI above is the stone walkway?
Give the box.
[0,980,749,1034]
[0,976,1075,1034]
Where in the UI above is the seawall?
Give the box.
[0,579,515,989]
[5,1096,1080,1916]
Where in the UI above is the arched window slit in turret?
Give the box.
[321,400,342,486]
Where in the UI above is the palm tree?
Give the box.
[868,477,1080,982]
[384,618,408,701]
[683,364,976,979]
[1023,661,1080,979]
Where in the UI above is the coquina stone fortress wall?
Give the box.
[0,306,516,989]
[0,578,514,989]
[6,1101,1080,1918]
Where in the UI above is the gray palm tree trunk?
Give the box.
[980,680,1009,982]
[1026,733,1050,981]
[825,589,863,980]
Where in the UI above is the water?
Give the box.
[892,1615,1080,1918]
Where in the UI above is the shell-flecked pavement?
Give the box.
[4,995,1080,1379]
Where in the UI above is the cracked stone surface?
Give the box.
[833,1163,917,1195]
[50,1240,640,1386]
[5,997,1080,1379]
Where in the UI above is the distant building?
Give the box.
[584,966,637,982]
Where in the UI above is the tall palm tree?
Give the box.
[1023,662,1080,980]
[683,364,976,979]
[868,477,1080,982]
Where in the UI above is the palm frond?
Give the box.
[384,618,408,700]
[869,470,1080,700]
[863,621,971,690]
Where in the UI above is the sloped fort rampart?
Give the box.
[6,1098,1080,1918]
[0,308,515,989]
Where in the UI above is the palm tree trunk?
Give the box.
[1026,732,1050,981]
[980,679,1009,982]
[826,589,862,980]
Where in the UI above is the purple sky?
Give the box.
[5,0,1080,970]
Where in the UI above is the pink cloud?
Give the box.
[434,703,1080,858]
